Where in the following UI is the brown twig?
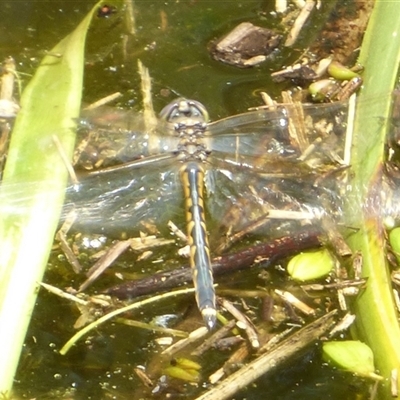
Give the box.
[218,297,259,349]
[284,0,316,47]
[195,310,337,400]
[104,228,323,299]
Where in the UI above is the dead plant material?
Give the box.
[209,22,281,68]
[56,210,82,274]
[83,92,123,111]
[104,228,323,299]
[218,297,259,349]
[161,326,209,357]
[194,310,337,400]
[77,239,133,292]
[285,0,316,47]
[308,0,374,65]
[0,57,19,118]
[191,319,237,357]
[274,289,316,316]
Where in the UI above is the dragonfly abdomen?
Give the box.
[180,161,216,329]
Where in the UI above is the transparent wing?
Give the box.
[200,99,350,237]
[77,106,180,169]
[7,101,347,241]
[66,154,184,236]
[0,93,395,258]
[207,100,349,163]
[0,159,183,240]
[203,153,343,249]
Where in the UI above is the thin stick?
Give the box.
[194,310,337,400]
[218,298,259,349]
[0,57,16,101]
[161,326,209,356]
[0,57,20,117]
[39,282,88,305]
[343,92,357,166]
[191,319,237,357]
[274,289,315,316]
[83,92,122,110]
[78,239,132,292]
[124,0,136,35]
[285,0,315,47]
[138,60,157,130]
[52,134,79,186]
[104,228,322,299]
[116,317,188,338]
[59,286,196,355]
[168,220,188,242]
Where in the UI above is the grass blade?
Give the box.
[346,2,400,398]
[0,1,109,394]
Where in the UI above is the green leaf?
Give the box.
[164,357,202,383]
[389,227,400,263]
[322,341,382,381]
[287,249,334,281]
[0,1,114,394]
[327,61,360,80]
[164,366,201,382]
[344,2,400,398]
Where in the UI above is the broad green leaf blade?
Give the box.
[345,2,400,398]
[0,1,110,394]
[287,249,334,281]
[389,227,400,262]
[322,340,382,380]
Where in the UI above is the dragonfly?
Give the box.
[67,97,349,329]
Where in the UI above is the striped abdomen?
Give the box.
[179,161,216,329]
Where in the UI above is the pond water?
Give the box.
[1,1,371,399]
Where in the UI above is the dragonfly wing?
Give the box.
[207,100,349,161]
[77,107,180,168]
[65,155,183,237]
[204,152,342,246]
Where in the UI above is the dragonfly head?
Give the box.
[160,98,209,127]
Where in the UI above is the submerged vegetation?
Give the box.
[1,0,400,399]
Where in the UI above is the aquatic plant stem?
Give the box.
[59,287,196,355]
[346,2,400,398]
[0,2,107,394]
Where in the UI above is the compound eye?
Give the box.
[177,99,191,115]
[160,98,209,123]
[186,99,209,121]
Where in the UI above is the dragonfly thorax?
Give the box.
[161,98,211,162]
[175,140,210,162]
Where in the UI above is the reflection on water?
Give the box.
[4,1,374,399]
[2,0,289,116]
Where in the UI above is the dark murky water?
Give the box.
[1,1,370,399]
